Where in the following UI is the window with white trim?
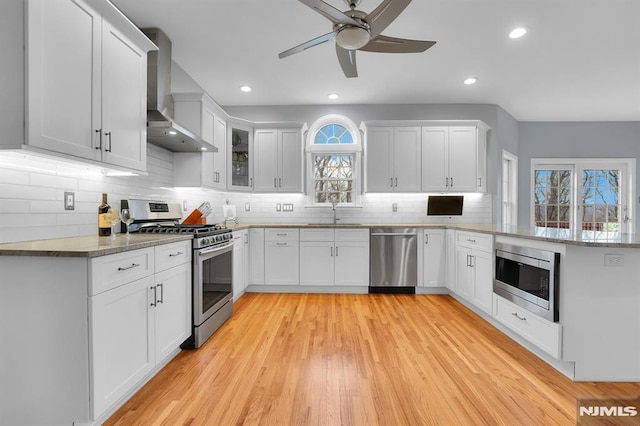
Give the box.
[531,159,634,233]
[306,115,362,205]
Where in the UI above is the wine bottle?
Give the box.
[98,193,111,236]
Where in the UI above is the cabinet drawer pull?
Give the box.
[511,312,527,321]
[276,233,288,236]
[467,238,476,243]
[117,263,140,271]
[276,242,287,246]
[169,251,183,257]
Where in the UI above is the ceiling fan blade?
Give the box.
[366,0,411,38]
[279,31,338,59]
[336,45,358,78]
[360,35,436,53]
[299,0,364,27]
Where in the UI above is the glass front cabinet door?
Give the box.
[228,121,253,191]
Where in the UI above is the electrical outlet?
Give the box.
[604,254,624,267]
[392,203,398,212]
[276,203,281,212]
[283,204,294,212]
[64,192,75,210]
[245,203,250,212]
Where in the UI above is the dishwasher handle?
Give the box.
[370,232,417,236]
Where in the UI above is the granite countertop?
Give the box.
[0,234,193,258]
[2,223,638,257]
[225,222,640,248]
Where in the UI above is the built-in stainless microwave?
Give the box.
[494,242,560,322]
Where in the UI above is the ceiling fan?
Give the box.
[278,0,436,78]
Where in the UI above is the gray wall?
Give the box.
[495,107,520,225]
[518,122,640,230]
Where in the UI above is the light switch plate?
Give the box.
[64,192,75,210]
[604,254,624,267]
[245,203,250,212]
[392,203,398,212]
[276,203,281,212]
[283,204,294,212]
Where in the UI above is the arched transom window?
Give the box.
[307,115,362,205]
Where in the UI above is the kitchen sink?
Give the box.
[304,223,363,227]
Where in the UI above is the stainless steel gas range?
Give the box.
[125,199,234,348]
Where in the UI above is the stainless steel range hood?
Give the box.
[143,28,217,153]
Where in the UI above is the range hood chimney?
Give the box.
[143,28,216,153]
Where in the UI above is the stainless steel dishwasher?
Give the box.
[369,228,418,293]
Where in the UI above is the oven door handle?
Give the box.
[197,241,234,257]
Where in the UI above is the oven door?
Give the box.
[193,241,233,327]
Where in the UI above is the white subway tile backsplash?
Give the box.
[0,146,492,243]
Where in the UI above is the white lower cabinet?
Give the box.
[493,294,562,359]
[420,229,446,287]
[248,228,265,285]
[232,229,248,297]
[264,228,299,285]
[454,231,493,314]
[300,228,369,286]
[90,241,191,420]
[90,275,155,417]
[445,229,456,291]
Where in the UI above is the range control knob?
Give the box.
[200,238,210,246]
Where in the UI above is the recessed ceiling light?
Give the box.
[509,27,527,39]
[328,93,339,100]
[239,85,252,92]
[168,130,177,135]
[463,77,478,85]
[201,147,207,151]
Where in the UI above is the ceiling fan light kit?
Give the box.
[279,0,436,78]
[336,26,371,50]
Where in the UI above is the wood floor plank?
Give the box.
[105,293,640,425]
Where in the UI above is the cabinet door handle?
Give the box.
[118,263,140,271]
[150,286,157,307]
[445,177,449,188]
[451,177,454,187]
[425,234,429,244]
[244,233,248,244]
[512,312,527,321]
[157,283,164,304]
[274,178,277,188]
[169,251,183,257]
[478,177,482,187]
[470,255,475,267]
[394,177,398,187]
[279,178,282,188]
[95,129,102,150]
[390,177,394,188]
[331,246,334,257]
[104,132,112,152]
[216,172,220,183]
[335,246,339,257]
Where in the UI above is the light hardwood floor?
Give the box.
[105,293,640,425]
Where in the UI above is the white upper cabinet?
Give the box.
[173,93,228,189]
[254,127,302,193]
[421,125,488,192]
[365,126,421,192]
[11,0,156,171]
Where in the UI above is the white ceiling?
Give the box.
[112,0,640,121]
